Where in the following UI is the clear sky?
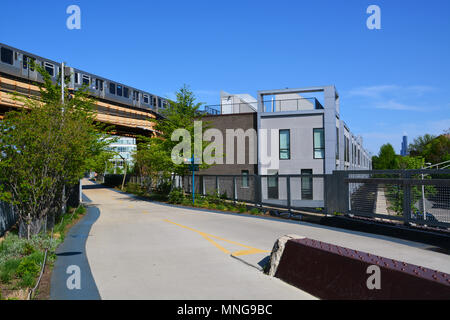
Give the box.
[1,0,449,154]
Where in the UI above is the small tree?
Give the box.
[134,85,212,192]
[0,64,108,239]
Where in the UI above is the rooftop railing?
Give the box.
[203,97,324,115]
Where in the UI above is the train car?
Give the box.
[0,42,168,115]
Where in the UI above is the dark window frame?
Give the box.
[109,83,116,95]
[301,169,313,200]
[44,62,55,77]
[1,47,14,65]
[279,129,290,160]
[123,87,129,98]
[116,84,123,97]
[241,170,249,188]
[313,128,325,159]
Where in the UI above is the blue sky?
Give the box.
[1,0,449,154]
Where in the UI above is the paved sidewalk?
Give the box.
[78,180,449,299]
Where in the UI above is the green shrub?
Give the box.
[238,206,247,213]
[16,257,40,278]
[208,203,216,210]
[18,272,35,288]
[220,192,228,200]
[22,242,35,256]
[168,188,184,204]
[216,204,226,210]
[181,197,192,206]
[126,182,144,195]
[250,208,261,215]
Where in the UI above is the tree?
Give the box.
[0,63,108,239]
[420,135,450,165]
[372,143,398,170]
[134,85,212,191]
[408,133,436,156]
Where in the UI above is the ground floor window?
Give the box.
[241,170,249,188]
[267,172,279,199]
[301,169,313,200]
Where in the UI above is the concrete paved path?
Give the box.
[79,180,449,300]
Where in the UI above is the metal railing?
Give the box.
[178,174,325,212]
[345,169,450,229]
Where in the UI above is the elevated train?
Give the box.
[0,42,168,115]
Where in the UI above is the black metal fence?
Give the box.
[178,174,325,211]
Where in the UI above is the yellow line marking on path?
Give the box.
[163,219,269,256]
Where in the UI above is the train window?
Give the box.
[75,73,79,84]
[95,79,104,91]
[82,75,90,85]
[1,47,13,65]
[152,96,156,106]
[23,55,35,71]
[44,62,55,76]
[133,90,139,101]
[143,94,149,104]
[109,83,116,94]
[123,87,129,98]
[117,85,123,97]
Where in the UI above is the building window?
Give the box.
[279,129,290,160]
[109,83,116,95]
[241,170,249,188]
[313,128,325,159]
[267,173,279,199]
[301,169,313,200]
[345,136,350,162]
[1,47,13,65]
[44,62,55,77]
[117,85,123,96]
[336,127,340,160]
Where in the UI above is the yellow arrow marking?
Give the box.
[164,219,269,256]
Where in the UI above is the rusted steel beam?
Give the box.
[275,238,450,299]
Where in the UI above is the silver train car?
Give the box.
[0,42,168,114]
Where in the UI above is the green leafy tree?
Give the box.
[420,135,450,165]
[0,63,108,239]
[408,133,436,156]
[134,85,212,192]
[372,143,398,169]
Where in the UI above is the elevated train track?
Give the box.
[0,43,167,137]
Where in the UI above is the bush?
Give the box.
[168,188,185,204]
[125,182,144,195]
[216,204,226,211]
[238,205,247,213]
[250,208,261,215]
[16,257,40,278]
[18,272,35,288]
[208,203,216,210]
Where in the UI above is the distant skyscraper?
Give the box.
[400,135,408,156]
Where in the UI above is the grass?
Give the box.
[0,205,86,300]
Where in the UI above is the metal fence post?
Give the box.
[216,175,219,195]
[402,171,411,225]
[233,176,237,204]
[287,176,291,216]
[254,174,262,207]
